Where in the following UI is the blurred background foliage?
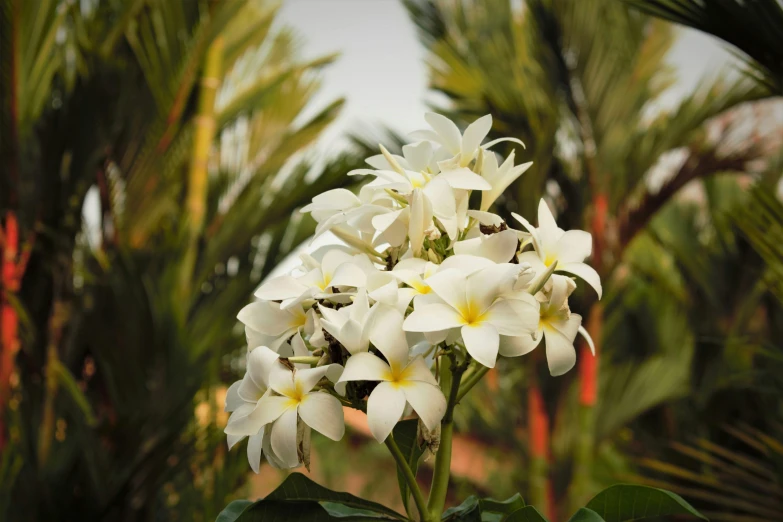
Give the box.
[0,0,782,521]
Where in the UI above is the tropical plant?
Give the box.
[625,0,783,94]
[214,110,707,522]
[0,0,364,519]
[403,0,780,517]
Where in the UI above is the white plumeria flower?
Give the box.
[302,185,395,241]
[226,359,345,469]
[411,113,525,170]
[453,228,520,264]
[391,258,441,308]
[238,301,308,351]
[365,140,445,175]
[480,150,532,211]
[499,276,593,376]
[318,290,377,354]
[412,113,492,169]
[513,199,602,299]
[256,250,373,309]
[338,306,446,442]
[403,256,539,368]
[224,346,282,472]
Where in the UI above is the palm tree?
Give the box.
[0,0,366,519]
[404,0,780,517]
[626,0,783,95]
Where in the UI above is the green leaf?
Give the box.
[235,500,396,522]
[321,502,397,519]
[235,500,337,521]
[502,506,549,522]
[216,500,252,522]
[567,508,605,522]
[262,473,405,521]
[444,494,529,521]
[480,494,526,519]
[442,496,480,521]
[585,485,707,521]
[392,419,425,516]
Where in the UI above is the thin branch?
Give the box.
[617,146,756,249]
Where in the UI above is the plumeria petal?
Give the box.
[461,323,500,368]
[424,112,462,154]
[369,306,410,372]
[453,229,519,263]
[439,167,492,190]
[498,330,543,357]
[483,299,538,337]
[299,392,345,441]
[401,381,447,431]
[247,431,264,473]
[578,325,596,355]
[461,114,492,164]
[338,352,391,382]
[294,366,333,395]
[270,408,300,468]
[404,304,466,332]
[423,269,468,311]
[225,381,243,412]
[224,395,291,436]
[560,262,603,299]
[367,382,406,442]
[401,356,438,386]
[543,326,577,377]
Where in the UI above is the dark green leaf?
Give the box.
[586,485,707,521]
[442,496,480,521]
[235,500,396,522]
[236,500,337,521]
[480,494,526,519]
[392,419,425,516]
[567,508,605,522]
[322,502,397,519]
[263,473,406,521]
[502,506,549,522]
[216,500,252,522]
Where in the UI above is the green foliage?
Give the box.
[231,473,405,522]
[585,485,707,521]
[626,0,783,94]
[217,500,253,522]
[441,494,527,521]
[565,508,604,522]
[0,0,370,520]
[392,419,426,516]
[502,507,548,522]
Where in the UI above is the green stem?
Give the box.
[288,356,320,365]
[385,434,430,522]
[456,364,490,403]
[427,356,466,520]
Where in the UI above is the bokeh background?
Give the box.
[1,0,782,520]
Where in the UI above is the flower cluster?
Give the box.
[225,113,601,472]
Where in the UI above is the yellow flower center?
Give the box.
[458,300,486,326]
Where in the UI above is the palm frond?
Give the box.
[626,0,783,94]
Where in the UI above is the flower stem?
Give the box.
[427,356,467,520]
[456,364,489,403]
[287,356,320,365]
[385,434,430,522]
